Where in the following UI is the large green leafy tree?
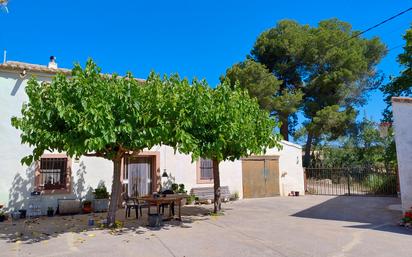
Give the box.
[310,117,396,169]
[247,19,386,167]
[222,59,303,139]
[250,20,308,140]
[381,26,412,122]
[178,80,281,213]
[11,60,190,226]
[301,19,386,166]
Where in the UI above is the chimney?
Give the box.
[48,56,58,69]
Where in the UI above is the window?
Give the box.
[36,155,71,192]
[197,158,213,183]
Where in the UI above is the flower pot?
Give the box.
[11,211,20,221]
[47,210,54,217]
[19,209,26,219]
[148,213,162,227]
[82,206,92,214]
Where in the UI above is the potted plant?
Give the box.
[171,183,179,193]
[82,200,92,214]
[47,207,54,217]
[18,209,27,219]
[186,194,196,205]
[0,210,5,222]
[93,182,110,212]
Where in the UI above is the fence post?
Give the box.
[346,168,351,196]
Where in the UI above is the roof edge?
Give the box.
[392,97,412,104]
[280,140,302,149]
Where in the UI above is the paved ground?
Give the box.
[0,195,411,257]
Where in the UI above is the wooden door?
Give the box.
[242,157,280,198]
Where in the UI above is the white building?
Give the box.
[0,60,305,214]
[392,97,412,213]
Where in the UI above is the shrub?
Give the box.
[171,183,179,193]
[186,194,196,205]
[178,184,187,194]
[94,182,110,199]
[363,174,397,195]
[171,183,187,194]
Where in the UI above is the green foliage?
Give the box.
[177,79,281,162]
[250,18,386,166]
[363,174,397,195]
[174,184,187,194]
[94,182,110,199]
[222,59,303,140]
[309,117,397,168]
[11,59,192,164]
[307,105,357,141]
[171,183,179,193]
[186,194,196,205]
[381,26,412,122]
[225,19,386,145]
[230,191,240,201]
[82,200,92,206]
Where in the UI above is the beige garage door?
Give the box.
[242,157,280,198]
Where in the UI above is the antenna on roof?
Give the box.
[0,0,9,13]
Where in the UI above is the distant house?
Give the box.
[0,59,305,214]
[392,97,412,213]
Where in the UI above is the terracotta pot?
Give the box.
[83,206,92,214]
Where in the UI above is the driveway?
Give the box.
[0,195,411,257]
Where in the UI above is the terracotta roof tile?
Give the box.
[0,61,71,75]
[0,61,146,82]
[392,97,412,104]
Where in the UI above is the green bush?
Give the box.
[186,194,196,205]
[363,174,397,195]
[171,183,179,193]
[94,182,110,199]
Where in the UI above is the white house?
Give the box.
[0,59,305,214]
[392,97,412,213]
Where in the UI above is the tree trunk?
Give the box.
[280,116,289,141]
[212,159,221,213]
[303,131,313,168]
[107,158,122,227]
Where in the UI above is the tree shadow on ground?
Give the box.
[291,196,412,235]
[0,204,214,244]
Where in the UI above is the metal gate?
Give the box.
[242,156,280,198]
[305,167,398,196]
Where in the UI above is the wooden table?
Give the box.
[135,194,187,221]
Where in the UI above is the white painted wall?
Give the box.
[392,99,412,212]
[158,140,304,198]
[266,140,305,196]
[158,145,243,198]
[0,71,114,213]
[0,68,304,213]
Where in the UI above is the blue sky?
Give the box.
[1,0,411,124]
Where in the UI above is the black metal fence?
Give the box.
[305,166,398,196]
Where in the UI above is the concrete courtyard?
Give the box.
[0,195,411,257]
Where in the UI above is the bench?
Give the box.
[190,186,231,202]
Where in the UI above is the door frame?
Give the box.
[241,155,280,198]
[121,151,161,195]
